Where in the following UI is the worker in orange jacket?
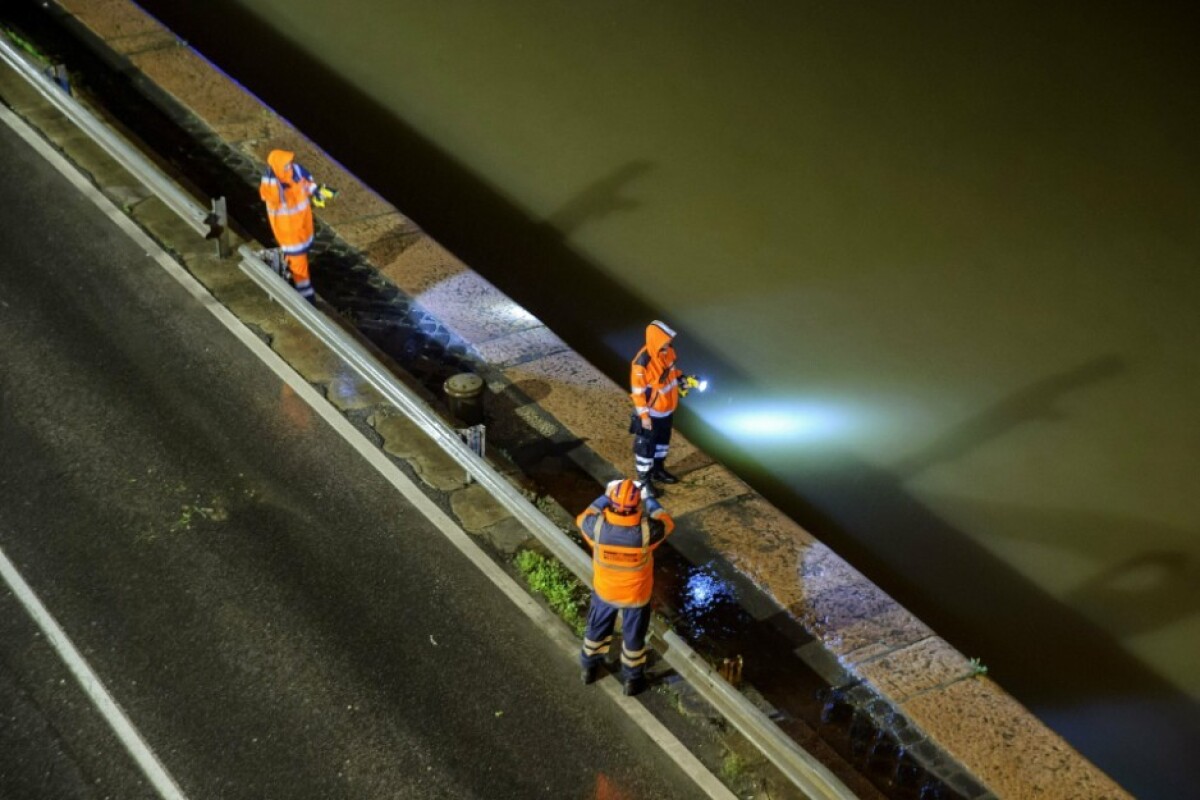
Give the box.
[259,149,334,304]
[629,320,698,497]
[577,478,675,696]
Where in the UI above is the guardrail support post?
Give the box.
[457,424,486,485]
[208,196,230,258]
[46,64,70,94]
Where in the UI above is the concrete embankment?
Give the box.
[2,1,1132,797]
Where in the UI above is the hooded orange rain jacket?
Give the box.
[630,320,683,426]
[260,149,317,257]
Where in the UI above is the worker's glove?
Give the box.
[312,184,338,208]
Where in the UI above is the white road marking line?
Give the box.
[0,102,190,800]
[0,96,735,800]
[0,544,189,800]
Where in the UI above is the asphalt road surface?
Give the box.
[0,111,702,799]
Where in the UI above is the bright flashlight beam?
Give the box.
[698,400,850,442]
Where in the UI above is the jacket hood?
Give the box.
[267,149,295,182]
[645,320,676,354]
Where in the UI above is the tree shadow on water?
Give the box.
[685,356,1200,795]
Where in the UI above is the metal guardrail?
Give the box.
[0,32,854,796]
[239,249,857,800]
[0,34,226,249]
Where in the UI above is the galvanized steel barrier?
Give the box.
[1,31,856,799]
[0,34,227,251]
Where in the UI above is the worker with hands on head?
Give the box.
[577,478,675,696]
[629,319,701,497]
[259,149,336,304]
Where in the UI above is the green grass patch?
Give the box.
[719,751,746,782]
[514,549,588,636]
[1,26,49,63]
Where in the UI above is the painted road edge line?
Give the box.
[0,103,190,800]
[0,543,189,800]
[0,92,737,800]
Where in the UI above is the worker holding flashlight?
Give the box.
[628,320,704,497]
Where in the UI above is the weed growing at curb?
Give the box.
[1,26,48,63]
[514,549,588,636]
[720,751,746,782]
[969,657,988,677]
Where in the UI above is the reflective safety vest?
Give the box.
[631,320,683,423]
[577,495,674,607]
[260,149,316,255]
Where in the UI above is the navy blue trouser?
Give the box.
[580,594,652,680]
[633,413,673,480]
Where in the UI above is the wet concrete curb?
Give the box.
[3,2,1131,798]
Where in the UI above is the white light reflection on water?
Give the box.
[680,565,741,640]
[692,398,853,444]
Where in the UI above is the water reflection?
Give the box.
[675,563,742,641]
[708,400,851,442]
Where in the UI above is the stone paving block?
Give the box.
[335,212,422,266]
[854,636,974,702]
[324,368,383,411]
[450,483,511,533]
[473,324,570,368]
[902,678,1132,800]
[370,411,465,492]
[61,0,172,43]
[220,281,290,329]
[409,269,545,347]
[184,250,252,298]
[0,66,53,115]
[127,195,213,260]
[130,45,265,130]
[267,323,342,386]
[102,182,153,213]
[658,462,753,519]
[683,497,818,610]
[104,30,176,56]
[479,517,533,556]
[14,104,81,139]
[375,235,467,298]
[501,350,639,471]
[211,110,290,149]
[793,542,932,659]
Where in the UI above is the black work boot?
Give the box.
[623,674,647,697]
[635,478,658,499]
[650,462,679,484]
[581,664,598,685]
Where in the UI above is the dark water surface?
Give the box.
[107,1,1200,795]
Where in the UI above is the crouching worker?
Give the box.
[577,478,675,696]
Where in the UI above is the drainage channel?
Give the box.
[0,5,984,798]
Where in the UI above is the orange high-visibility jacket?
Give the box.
[260,149,317,255]
[630,321,683,425]
[577,495,674,607]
